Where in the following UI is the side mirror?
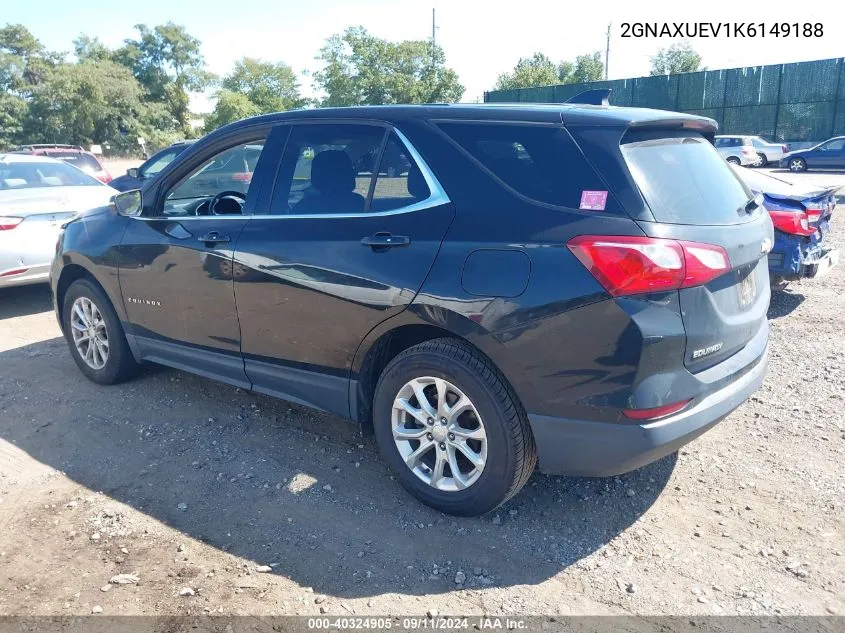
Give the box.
[113,190,143,217]
[126,167,140,178]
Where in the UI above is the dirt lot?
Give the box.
[0,169,843,618]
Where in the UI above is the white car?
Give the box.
[718,135,788,167]
[0,154,117,288]
[713,135,759,166]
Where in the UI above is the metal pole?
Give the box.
[605,23,610,80]
[432,8,436,48]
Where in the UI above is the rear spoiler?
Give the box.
[565,89,612,106]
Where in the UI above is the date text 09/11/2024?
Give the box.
[621,22,824,38]
[307,617,528,630]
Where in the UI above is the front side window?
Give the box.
[162,138,267,217]
[819,139,845,152]
[0,160,102,189]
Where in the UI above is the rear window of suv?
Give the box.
[436,122,615,209]
[621,131,753,225]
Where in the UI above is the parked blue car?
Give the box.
[109,140,195,192]
[779,136,845,172]
[731,165,839,288]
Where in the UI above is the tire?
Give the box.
[62,278,139,385]
[726,156,741,165]
[789,157,807,172]
[372,338,536,516]
[756,153,768,167]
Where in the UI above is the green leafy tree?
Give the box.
[221,57,305,112]
[205,90,261,131]
[24,60,176,153]
[0,93,27,149]
[494,53,564,91]
[0,24,59,97]
[572,52,604,83]
[73,35,113,63]
[114,22,213,133]
[313,26,463,106]
[649,42,702,76]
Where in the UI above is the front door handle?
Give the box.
[198,231,231,245]
[361,232,410,251]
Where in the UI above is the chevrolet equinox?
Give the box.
[51,104,772,516]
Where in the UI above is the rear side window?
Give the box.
[370,133,430,212]
[437,122,612,209]
[622,132,753,225]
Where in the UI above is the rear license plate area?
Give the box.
[738,270,756,306]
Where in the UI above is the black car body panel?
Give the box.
[51,103,769,480]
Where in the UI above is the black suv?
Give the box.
[51,104,772,516]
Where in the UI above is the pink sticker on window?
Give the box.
[580,190,608,211]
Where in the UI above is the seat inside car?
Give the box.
[293,150,365,214]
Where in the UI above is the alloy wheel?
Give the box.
[70,297,109,370]
[391,376,487,492]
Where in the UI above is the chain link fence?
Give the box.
[484,58,845,144]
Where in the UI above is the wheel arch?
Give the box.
[349,305,523,433]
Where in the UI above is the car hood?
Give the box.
[0,185,116,217]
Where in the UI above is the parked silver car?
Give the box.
[0,154,116,288]
[713,135,759,166]
[719,135,788,167]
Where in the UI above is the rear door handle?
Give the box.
[361,232,410,250]
[198,231,231,245]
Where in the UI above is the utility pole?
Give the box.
[432,8,436,48]
[605,22,611,80]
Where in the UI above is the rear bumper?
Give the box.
[0,264,50,288]
[528,340,768,477]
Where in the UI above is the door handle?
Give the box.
[198,231,231,245]
[361,232,410,251]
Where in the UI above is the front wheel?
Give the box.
[789,157,807,172]
[372,338,536,516]
[62,279,139,384]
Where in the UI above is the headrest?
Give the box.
[311,150,355,194]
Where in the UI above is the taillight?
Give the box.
[769,210,816,236]
[0,216,23,230]
[567,235,731,297]
[623,399,692,421]
[781,145,788,153]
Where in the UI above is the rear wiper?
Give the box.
[741,193,764,214]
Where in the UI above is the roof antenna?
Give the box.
[565,89,612,106]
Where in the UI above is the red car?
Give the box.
[12,144,111,184]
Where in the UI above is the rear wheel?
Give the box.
[756,153,768,167]
[789,157,807,172]
[726,156,741,165]
[62,279,139,384]
[373,338,535,516]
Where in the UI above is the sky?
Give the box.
[3,0,842,111]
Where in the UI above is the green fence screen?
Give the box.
[484,57,845,142]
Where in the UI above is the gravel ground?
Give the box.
[0,170,843,618]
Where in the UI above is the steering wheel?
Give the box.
[209,190,247,215]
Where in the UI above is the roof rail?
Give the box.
[15,143,84,151]
[565,89,612,106]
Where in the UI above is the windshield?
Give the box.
[0,160,103,190]
[47,152,103,174]
[622,132,753,225]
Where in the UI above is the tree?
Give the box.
[313,26,463,106]
[1,24,59,97]
[492,51,602,92]
[114,23,213,133]
[494,53,563,91]
[649,42,702,76]
[220,57,305,112]
[73,35,112,63]
[205,90,261,131]
[572,52,604,83]
[24,60,176,153]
